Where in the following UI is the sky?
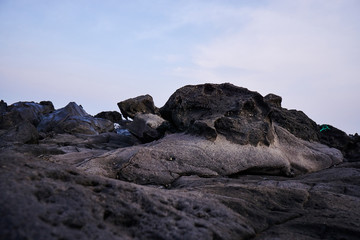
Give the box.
[0,0,359,134]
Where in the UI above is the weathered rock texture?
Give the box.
[0,83,359,240]
[118,94,158,120]
[37,102,114,135]
[126,113,169,143]
[1,149,359,240]
[160,83,274,145]
[94,111,123,123]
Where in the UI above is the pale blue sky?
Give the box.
[0,0,359,134]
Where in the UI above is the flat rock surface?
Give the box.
[1,148,359,240]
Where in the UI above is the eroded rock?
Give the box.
[37,102,114,135]
[126,113,168,143]
[94,111,123,123]
[0,101,54,129]
[160,83,274,146]
[118,94,158,120]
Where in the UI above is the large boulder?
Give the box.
[118,94,158,120]
[94,111,122,123]
[0,101,54,129]
[126,113,168,143]
[37,102,114,135]
[0,121,39,146]
[160,83,274,146]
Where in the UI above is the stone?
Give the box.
[82,125,342,185]
[37,102,114,135]
[126,113,168,143]
[1,83,359,240]
[94,111,123,123]
[264,93,282,108]
[0,101,54,129]
[160,83,274,146]
[118,94,158,120]
[269,107,319,142]
[0,147,359,240]
[0,100,7,114]
[0,121,39,145]
[318,125,360,161]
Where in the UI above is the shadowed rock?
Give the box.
[94,111,123,123]
[37,102,114,135]
[264,93,282,108]
[118,94,158,120]
[126,113,169,143]
[0,101,54,129]
[0,121,39,146]
[86,125,342,185]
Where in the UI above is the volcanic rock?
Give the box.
[86,126,342,185]
[0,101,54,129]
[94,111,122,123]
[160,83,274,146]
[0,148,359,240]
[37,102,114,135]
[0,100,7,114]
[126,113,168,143]
[118,94,158,120]
[1,83,359,240]
[0,121,39,146]
[264,93,282,108]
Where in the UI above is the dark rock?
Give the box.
[0,148,359,240]
[267,100,359,161]
[160,83,274,146]
[0,121,39,145]
[269,107,319,142]
[264,93,282,108]
[0,100,7,114]
[118,94,158,120]
[0,101,54,129]
[94,111,122,123]
[318,125,360,161]
[126,113,168,143]
[37,102,114,135]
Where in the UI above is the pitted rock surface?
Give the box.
[160,83,274,146]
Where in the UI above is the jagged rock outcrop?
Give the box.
[118,94,158,120]
[37,102,114,135]
[266,95,360,161]
[1,83,359,240]
[160,83,274,146]
[94,111,123,123]
[264,93,282,108]
[74,84,343,185]
[0,101,54,129]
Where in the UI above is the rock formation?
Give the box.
[37,102,114,135]
[117,94,158,120]
[0,83,359,240]
[94,111,123,123]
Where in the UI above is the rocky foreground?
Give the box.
[1,83,359,240]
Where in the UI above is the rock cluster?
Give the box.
[1,83,359,240]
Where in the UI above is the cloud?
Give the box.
[167,0,360,133]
